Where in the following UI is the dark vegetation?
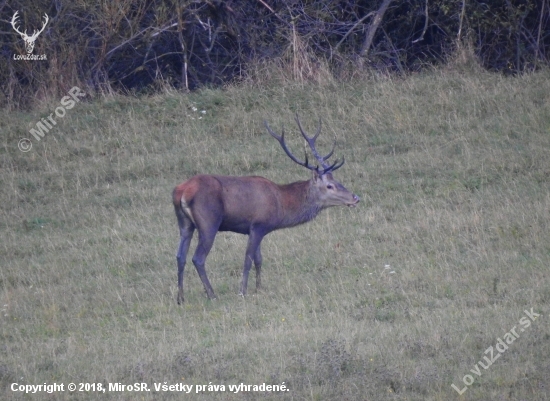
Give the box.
[2,0,549,108]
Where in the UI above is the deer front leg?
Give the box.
[240,230,264,296]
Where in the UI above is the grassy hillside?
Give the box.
[1,67,549,400]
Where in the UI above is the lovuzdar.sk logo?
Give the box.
[11,10,48,61]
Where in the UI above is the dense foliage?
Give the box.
[2,0,548,107]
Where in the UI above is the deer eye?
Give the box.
[326,184,334,189]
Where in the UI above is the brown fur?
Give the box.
[174,117,359,303]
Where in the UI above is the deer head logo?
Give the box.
[11,11,49,54]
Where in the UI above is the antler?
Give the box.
[11,11,48,39]
[30,14,49,40]
[294,114,345,174]
[265,121,316,171]
[10,11,25,36]
[265,115,345,175]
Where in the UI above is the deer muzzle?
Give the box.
[347,194,360,207]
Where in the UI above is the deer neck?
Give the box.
[279,180,323,228]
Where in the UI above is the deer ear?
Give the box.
[311,169,321,181]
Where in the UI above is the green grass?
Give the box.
[1,68,549,400]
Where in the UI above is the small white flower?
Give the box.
[384,265,391,269]
[389,271,396,274]
[191,106,198,112]
[201,110,206,114]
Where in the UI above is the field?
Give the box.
[1,66,549,400]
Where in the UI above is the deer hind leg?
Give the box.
[192,228,218,300]
[176,216,195,304]
[254,244,262,291]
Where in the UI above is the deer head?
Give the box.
[265,115,359,208]
[11,11,49,54]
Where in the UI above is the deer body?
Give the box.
[173,118,359,303]
[175,175,320,233]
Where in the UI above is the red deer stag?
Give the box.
[173,116,359,303]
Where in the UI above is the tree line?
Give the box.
[1,0,548,108]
